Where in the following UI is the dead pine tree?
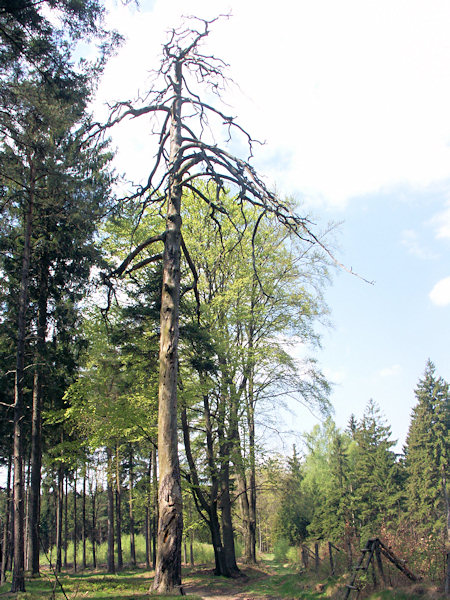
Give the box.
[95,16,336,595]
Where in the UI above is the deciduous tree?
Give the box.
[96,16,335,593]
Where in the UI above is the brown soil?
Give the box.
[182,565,276,600]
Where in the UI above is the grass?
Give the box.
[40,535,221,570]
[0,567,202,599]
[0,547,445,599]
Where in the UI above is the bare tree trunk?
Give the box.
[64,475,68,568]
[145,507,151,569]
[219,459,240,576]
[24,454,30,571]
[247,367,257,564]
[218,364,241,577]
[152,58,183,595]
[82,469,86,570]
[56,465,64,573]
[27,256,48,577]
[129,446,136,567]
[90,477,97,569]
[145,455,152,569]
[1,453,12,584]
[190,530,194,566]
[27,374,41,576]
[114,444,123,570]
[11,168,34,593]
[181,401,229,577]
[73,471,77,572]
[236,473,252,563]
[106,447,115,574]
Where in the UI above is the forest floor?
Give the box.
[0,557,445,599]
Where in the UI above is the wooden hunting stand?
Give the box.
[344,538,419,599]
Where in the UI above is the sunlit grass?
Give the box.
[40,534,222,569]
[0,546,435,600]
[0,567,202,599]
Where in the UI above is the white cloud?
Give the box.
[323,367,346,385]
[379,364,401,378]
[430,202,450,240]
[429,277,450,306]
[400,229,437,260]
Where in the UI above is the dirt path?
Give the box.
[182,566,279,600]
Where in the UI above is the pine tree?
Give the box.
[274,446,311,545]
[352,400,401,541]
[404,360,449,586]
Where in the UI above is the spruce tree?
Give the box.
[404,360,449,586]
[352,400,401,540]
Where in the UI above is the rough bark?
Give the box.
[11,167,34,593]
[27,354,44,577]
[217,359,241,577]
[219,458,240,576]
[152,59,184,595]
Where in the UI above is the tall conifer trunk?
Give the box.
[11,165,34,593]
[27,256,48,576]
[129,447,136,566]
[106,447,115,574]
[73,471,77,572]
[55,464,64,572]
[64,475,68,568]
[82,470,86,569]
[145,455,152,569]
[114,444,123,570]
[90,479,97,569]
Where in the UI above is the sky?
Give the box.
[92,0,450,452]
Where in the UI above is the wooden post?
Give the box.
[347,541,353,570]
[371,559,377,587]
[302,546,309,569]
[315,542,320,573]
[189,530,194,566]
[329,542,335,576]
[375,542,386,585]
[377,539,419,581]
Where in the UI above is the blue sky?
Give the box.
[308,185,450,450]
[94,0,450,451]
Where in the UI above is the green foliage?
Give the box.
[273,538,290,562]
[274,447,311,545]
[404,360,449,535]
[351,399,401,539]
